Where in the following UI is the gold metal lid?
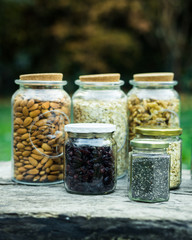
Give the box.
[133,73,174,82]
[130,139,169,149]
[20,73,63,81]
[79,73,120,82]
[135,127,182,136]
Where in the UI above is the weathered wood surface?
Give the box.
[0,161,192,240]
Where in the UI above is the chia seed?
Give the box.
[129,153,170,202]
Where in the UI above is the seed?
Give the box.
[42,143,52,151]
[35,119,47,126]
[40,175,47,182]
[42,102,50,109]
[40,171,45,175]
[36,163,42,169]
[17,143,25,149]
[30,110,40,118]
[33,176,40,182]
[43,159,53,169]
[24,175,34,180]
[16,175,24,181]
[48,175,58,181]
[50,165,61,171]
[21,133,30,140]
[18,167,26,173]
[25,165,34,169]
[28,104,39,111]
[32,148,44,155]
[27,169,39,175]
[14,118,23,125]
[27,99,35,108]
[15,162,23,167]
[23,117,33,127]
[28,157,38,167]
[17,128,27,134]
[22,107,29,116]
[31,154,43,161]
[22,151,31,157]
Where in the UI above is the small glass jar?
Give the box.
[128,139,170,203]
[64,123,117,195]
[127,73,180,146]
[12,73,71,185]
[135,127,182,189]
[72,74,128,178]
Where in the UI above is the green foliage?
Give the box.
[1,0,192,95]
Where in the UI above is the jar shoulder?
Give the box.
[127,87,179,100]
[73,88,127,101]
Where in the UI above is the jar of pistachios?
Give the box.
[72,74,128,178]
[135,127,182,189]
[12,73,71,185]
[127,73,180,147]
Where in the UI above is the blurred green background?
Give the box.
[0,0,192,168]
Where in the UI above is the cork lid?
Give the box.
[133,73,174,82]
[79,73,120,82]
[20,73,63,81]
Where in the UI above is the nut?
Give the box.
[13,94,71,184]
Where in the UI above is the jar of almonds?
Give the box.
[72,74,128,178]
[12,73,71,185]
[127,73,180,147]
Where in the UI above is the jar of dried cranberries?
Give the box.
[64,123,117,194]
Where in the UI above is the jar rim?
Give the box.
[135,127,182,136]
[65,123,116,133]
[129,80,178,87]
[75,79,124,87]
[15,80,67,86]
[130,138,169,149]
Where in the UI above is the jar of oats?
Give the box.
[12,73,71,185]
[135,127,182,189]
[72,74,128,178]
[127,73,180,145]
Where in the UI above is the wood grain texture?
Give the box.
[0,161,192,240]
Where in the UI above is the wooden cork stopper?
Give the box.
[133,73,174,82]
[20,73,63,81]
[79,73,120,82]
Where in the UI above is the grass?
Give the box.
[0,95,191,169]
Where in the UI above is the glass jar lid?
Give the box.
[65,123,116,133]
[135,127,182,136]
[130,139,169,149]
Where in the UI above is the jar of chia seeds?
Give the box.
[128,139,170,203]
[72,73,128,179]
[12,73,71,185]
[135,127,182,189]
[127,73,180,148]
[64,123,117,195]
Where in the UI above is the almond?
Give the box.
[17,143,25,149]
[28,157,38,167]
[24,175,34,180]
[16,175,24,181]
[42,143,52,151]
[14,118,23,125]
[21,133,30,140]
[22,106,29,116]
[35,119,47,126]
[32,148,44,155]
[43,159,53,169]
[31,154,43,161]
[40,175,47,182]
[28,103,39,111]
[48,175,58,181]
[42,102,50,109]
[50,164,62,171]
[23,117,33,127]
[22,151,31,157]
[25,165,34,169]
[17,128,27,134]
[27,169,39,175]
[33,176,40,182]
[30,110,40,118]
[18,167,26,173]
[15,162,23,167]
[27,99,34,108]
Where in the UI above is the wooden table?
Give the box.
[0,161,192,240]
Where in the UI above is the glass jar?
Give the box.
[12,73,71,185]
[72,74,128,178]
[64,123,117,195]
[135,127,182,189]
[128,139,170,203]
[127,73,180,146]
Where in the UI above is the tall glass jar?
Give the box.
[127,73,180,146]
[128,139,170,203]
[12,73,71,185]
[64,123,117,195]
[72,74,128,178]
[135,127,182,189]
